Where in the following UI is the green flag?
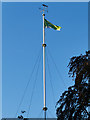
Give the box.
[44,18,61,31]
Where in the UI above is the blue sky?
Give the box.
[2,2,88,118]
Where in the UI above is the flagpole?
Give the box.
[42,5,48,120]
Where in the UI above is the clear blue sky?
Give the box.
[2,2,88,118]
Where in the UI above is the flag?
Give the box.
[44,18,61,31]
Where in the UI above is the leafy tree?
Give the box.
[56,51,90,120]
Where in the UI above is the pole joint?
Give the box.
[43,107,48,111]
[42,44,46,47]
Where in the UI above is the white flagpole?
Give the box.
[42,5,48,120]
[42,13,46,109]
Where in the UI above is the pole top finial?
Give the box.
[39,4,48,14]
[42,4,48,8]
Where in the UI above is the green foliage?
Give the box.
[56,51,90,120]
[68,53,90,86]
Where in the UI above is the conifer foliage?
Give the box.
[56,51,90,120]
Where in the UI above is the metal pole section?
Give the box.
[42,13,47,120]
[43,13,46,108]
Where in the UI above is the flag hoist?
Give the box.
[41,4,61,120]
